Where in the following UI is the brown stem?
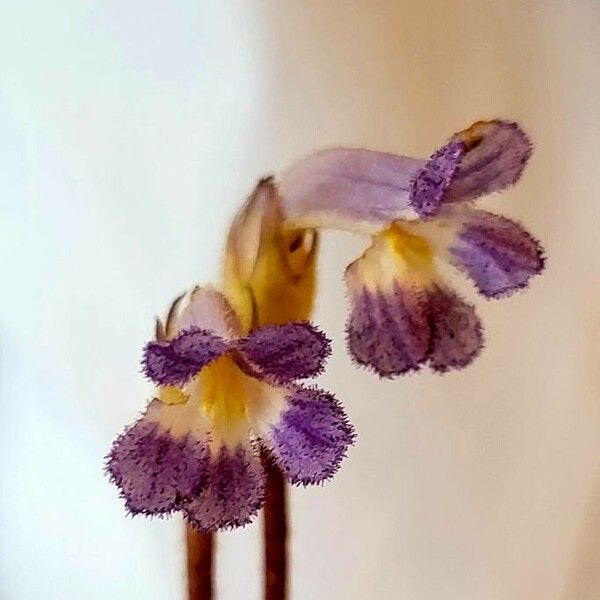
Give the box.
[186,525,214,600]
[263,454,288,600]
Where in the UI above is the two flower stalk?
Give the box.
[107,120,545,531]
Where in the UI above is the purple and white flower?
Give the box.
[106,287,354,531]
[280,120,545,376]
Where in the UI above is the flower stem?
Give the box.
[186,525,214,600]
[263,454,288,600]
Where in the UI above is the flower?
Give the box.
[279,120,545,376]
[106,286,354,531]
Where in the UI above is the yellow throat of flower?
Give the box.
[158,355,263,448]
[197,355,252,445]
[351,222,437,292]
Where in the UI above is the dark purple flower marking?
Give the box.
[345,285,429,377]
[268,387,355,485]
[410,139,466,217]
[184,445,265,531]
[449,209,545,298]
[426,286,483,373]
[142,328,230,386]
[105,415,210,515]
[237,322,331,382]
[345,282,483,376]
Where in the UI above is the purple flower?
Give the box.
[106,287,354,531]
[280,120,545,377]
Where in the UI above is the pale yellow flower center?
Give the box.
[350,222,437,293]
[198,355,248,430]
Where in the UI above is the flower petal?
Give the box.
[265,387,355,485]
[105,400,210,515]
[279,148,425,232]
[407,207,545,298]
[237,322,331,382]
[143,328,230,387]
[184,445,265,531]
[409,139,466,217]
[448,209,545,298]
[346,284,429,377]
[346,281,483,376]
[410,120,531,216]
[426,285,484,373]
[445,120,532,204]
[176,286,242,338]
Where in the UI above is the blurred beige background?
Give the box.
[2,1,599,599]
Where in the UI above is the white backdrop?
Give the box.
[2,2,600,599]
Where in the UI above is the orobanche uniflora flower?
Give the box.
[280,120,545,377]
[106,286,354,531]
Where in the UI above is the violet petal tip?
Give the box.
[410,139,466,217]
[268,386,355,486]
[105,418,210,516]
[184,445,265,532]
[142,327,229,387]
[239,322,332,382]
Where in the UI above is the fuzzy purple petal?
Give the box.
[410,139,466,217]
[238,322,331,382]
[444,120,532,204]
[143,328,230,386]
[105,417,210,515]
[267,387,355,485]
[280,148,425,230]
[425,286,484,373]
[449,209,545,298]
[346,285,430,377]
[184,445,265,532]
